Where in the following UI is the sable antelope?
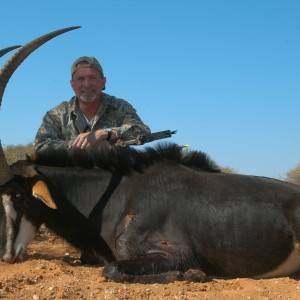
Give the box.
[1,27,300,283]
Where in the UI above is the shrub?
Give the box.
[220,166,237,174]
[4,143,34,165]
[285,164,300,185]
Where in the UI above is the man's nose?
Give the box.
[82,78,92,87]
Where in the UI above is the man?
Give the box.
[34,56,150,152]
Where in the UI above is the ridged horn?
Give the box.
[0,26,81,185]
[0,141,13,185]
[0,46,22,59]
[0,26,81,107]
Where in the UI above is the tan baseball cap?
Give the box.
[71,56,104,77]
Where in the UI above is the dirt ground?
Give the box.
[0,227,299,300]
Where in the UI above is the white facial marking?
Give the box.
[14,216,37,261]
[2,194,17,220]
[2,194,17,261]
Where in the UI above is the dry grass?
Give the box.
[4,143,34,164]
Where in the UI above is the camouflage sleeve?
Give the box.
[35,97,150,151]
[34,112,72,152]
[111,102,151,141]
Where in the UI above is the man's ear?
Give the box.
[70,78,75,89]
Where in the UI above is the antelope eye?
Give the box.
[15,192,22,199]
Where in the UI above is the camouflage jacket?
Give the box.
[34,93,151,152]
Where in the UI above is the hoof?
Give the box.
[103,262,125,282]
[183,269,208,282]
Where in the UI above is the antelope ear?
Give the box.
[32,180,57,209]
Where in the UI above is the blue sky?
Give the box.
[0,0,299,179]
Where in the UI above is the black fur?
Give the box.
[8,142,300,284]
[33,142,220,174]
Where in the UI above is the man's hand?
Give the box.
[72,129,108,149]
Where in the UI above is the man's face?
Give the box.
[70,67,106,103]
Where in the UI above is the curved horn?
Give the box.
[0,26,81,107]
[0,26,81,185]
[0,141,13,185]
[0,46,22,59]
